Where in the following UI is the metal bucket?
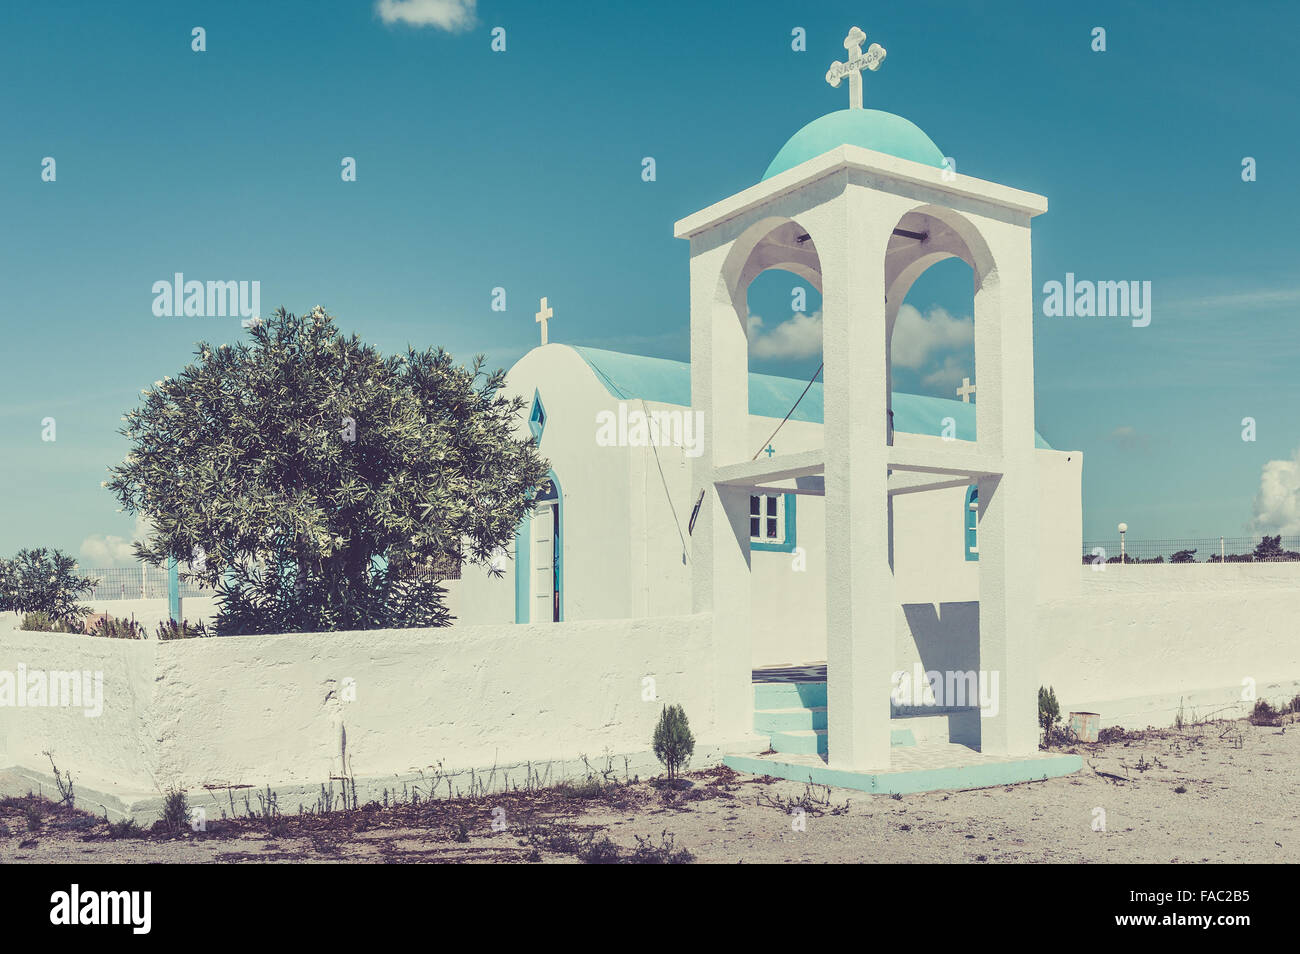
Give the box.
[1069,711,1101,743]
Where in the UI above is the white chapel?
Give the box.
[454,27,1084,777]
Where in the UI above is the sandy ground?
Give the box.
[2,719,1297,864]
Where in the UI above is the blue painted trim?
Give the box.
[513,514,530,623]
[548,469,564,622]
[751,492,797,553]
[167,558,179,620]
[569,346,1055,449]
[723,752,1083,795]
[527,389,546,442]
[513,469,564,623]
[964,485,979,562]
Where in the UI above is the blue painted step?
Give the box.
[753,681,918,753]
[767,727,917,755]
[755,706,827,733]
[753,681,827,710]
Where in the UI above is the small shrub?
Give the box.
[558,776,605,800]
[1039,686,1061,749]
[578,835,622,864]
[155,618,210,640]
[20,611,82,633]
[107,817,141,839]
[629,830,694,864]
[43,751,74,808]
[652,704,695,780]
[86,615,143,639]
[1249,700,1281,726]
[161,789,190,834]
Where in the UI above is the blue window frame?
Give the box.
[750,492,797,553]
[964,485,979,561]
[527,389,547,442]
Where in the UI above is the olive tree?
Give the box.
[105,306,548,634]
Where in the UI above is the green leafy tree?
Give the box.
[105,306,548,634]
[652,704,696,780]
[1039,685,1061,748]
[0,558,16,615]
[1253,534,1300,562]
[0,548,98,625]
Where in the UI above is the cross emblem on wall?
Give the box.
[957,377,976,403]
[826,26,886,110]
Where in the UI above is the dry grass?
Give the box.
[2,717,1296,864]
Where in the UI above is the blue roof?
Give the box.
[571,345,1051,449]
[763,109,945,181]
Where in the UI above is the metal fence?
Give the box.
[1081,536,1300,565]
[80,566,213,601]
[79,559,461,600]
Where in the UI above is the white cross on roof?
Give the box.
[825,26,886,110]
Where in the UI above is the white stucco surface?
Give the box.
[1041,574,1300,728]
[0,614,755,819]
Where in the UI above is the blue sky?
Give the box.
[2,0,1298,562]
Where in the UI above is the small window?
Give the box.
[965,485,979,562]
[750,493,795,551]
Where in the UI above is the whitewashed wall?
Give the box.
[0,614,741,816]
[0,630,159,795]
[1039,567,1300,727]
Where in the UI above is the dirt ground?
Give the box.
[3,719,1297,864]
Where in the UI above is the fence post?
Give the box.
[141,562,147,598]
[1220,536,1225,564]
[167,558,179,621]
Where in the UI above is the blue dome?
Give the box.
[762,109,945,180]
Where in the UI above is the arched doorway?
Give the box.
[514,470,564,624]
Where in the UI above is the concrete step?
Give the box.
[769,727,917,755]
[770,729,826,756]
[753,681,827,710]
[755,706,827,733]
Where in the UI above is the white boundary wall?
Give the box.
[0,614,752,821]
[1039,565,1300,728]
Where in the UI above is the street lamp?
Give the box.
[1118,522,1128,565]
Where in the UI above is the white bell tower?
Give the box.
[675,27,1048,771]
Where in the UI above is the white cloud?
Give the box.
[1252,447,1300,534]
[748,311,823,360]
[891,304,973,370]
[920,354,971,396]
[376,0,477,30]
[746,304,975,391]
[79,514,153,568]
[79,534,136,567]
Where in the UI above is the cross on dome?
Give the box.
[825,25,886,109]
[535,296,553,346]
